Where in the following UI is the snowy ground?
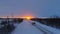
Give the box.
[34,22,60,34]
[11,20,60,34]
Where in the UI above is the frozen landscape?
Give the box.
[0,0,60,34]
[11,20,60,34]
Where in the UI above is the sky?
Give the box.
[0,0,60,17]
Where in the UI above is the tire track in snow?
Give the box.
[31,22,54,34]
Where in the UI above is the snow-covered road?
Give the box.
[11,20,60,34]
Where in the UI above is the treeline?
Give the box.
[0,18,23,34]
[31,18,60,29]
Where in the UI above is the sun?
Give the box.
[25,16,31,20]
[20,14,35,20]
[26,16,31,20]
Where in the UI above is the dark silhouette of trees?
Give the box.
[0,18,23,34]
[13,18,23,23]
[31,16,60,29]
[0,21,15,34]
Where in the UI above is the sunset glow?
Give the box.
[25,16,31,20]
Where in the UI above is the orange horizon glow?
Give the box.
[0,11,35,18]
[20,15,34,20]
[0,13,35,19]
[25,16,32,20]
[0,16,34,18]
[0,15,35,18]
